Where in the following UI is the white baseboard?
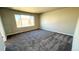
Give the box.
[41,29,73,36]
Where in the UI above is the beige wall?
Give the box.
[40,8,79,36]
[0,8,40,36]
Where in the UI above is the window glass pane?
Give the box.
[21,15,30,27]
[30,16,35,26]
[15,15,22,27]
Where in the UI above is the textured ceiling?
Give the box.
[9,7,61,13]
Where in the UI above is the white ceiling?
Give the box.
[9,7,62,13]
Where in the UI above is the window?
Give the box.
[15,14,35,28]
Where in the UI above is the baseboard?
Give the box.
[41,29,73,36]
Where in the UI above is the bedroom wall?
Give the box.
[40,8,79,36]
[0,8,40,36]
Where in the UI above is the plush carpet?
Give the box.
[5,29,73,51]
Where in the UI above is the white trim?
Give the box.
[0,16,7,41]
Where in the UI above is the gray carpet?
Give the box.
[5,29,73,51]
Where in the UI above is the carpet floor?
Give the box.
[5,29,73,51]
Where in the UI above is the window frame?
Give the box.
[14,14,35,28]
